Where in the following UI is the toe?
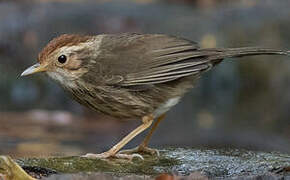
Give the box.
[80,152,144,160]
[147,149,159,156]
[81,152,110,159]
[115,153,144,160]
[138,146,160,156]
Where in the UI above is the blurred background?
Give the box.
[0,0,290,158]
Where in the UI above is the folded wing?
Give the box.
[93,33,218,87]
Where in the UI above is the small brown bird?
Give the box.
[21,33,289,160]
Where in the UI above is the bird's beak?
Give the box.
[21,63,47,77]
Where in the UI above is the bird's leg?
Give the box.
[82,114,154,160]
[119,113,166,156]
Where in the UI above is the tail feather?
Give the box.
[204,47,290,60]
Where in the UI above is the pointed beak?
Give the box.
[21,63,47,77]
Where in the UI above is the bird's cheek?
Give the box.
[65,59,82,70]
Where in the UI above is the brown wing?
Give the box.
[86,33,216,87]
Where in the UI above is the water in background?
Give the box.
[0,0,289,157]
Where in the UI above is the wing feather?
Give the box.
[88,34,215,87]
[121,50,214,86]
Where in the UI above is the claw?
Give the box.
[150,148,160,156]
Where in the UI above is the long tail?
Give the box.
[204,47,290,60]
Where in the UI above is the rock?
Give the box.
[1,148,290,179]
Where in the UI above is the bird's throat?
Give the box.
[46,71,78,89]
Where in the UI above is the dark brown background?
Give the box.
[0,0,289,157]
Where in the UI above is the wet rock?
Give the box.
[21,166,57,179]
[13,148,290,179]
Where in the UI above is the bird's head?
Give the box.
[21,34,97,87]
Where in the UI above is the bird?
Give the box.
[21,33,289,160]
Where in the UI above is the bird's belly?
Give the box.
[153,97,181,117]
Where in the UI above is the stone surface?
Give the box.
[13,148,290,179]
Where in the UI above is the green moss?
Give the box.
[16,152,179,176]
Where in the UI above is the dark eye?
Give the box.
[58,55,67,64]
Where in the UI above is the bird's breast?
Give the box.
[65,84,154,119]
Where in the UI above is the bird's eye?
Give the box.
[58,55,67,64]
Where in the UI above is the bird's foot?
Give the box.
[119,145,159,156]
[81,152,144,160]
